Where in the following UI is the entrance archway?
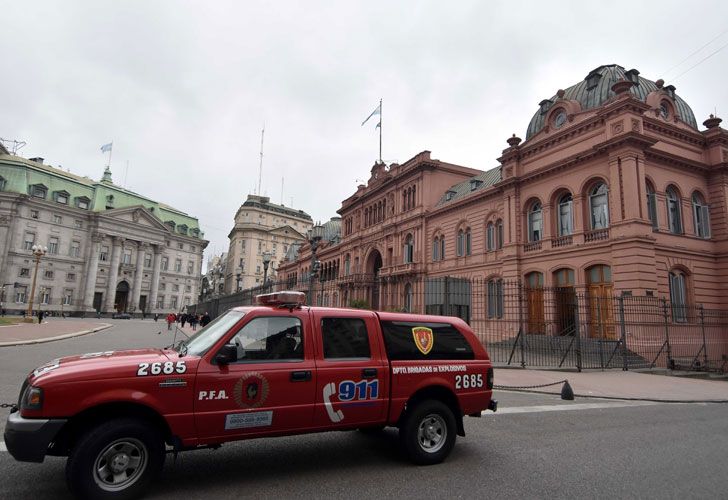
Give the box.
[365,250,383,310]
[115,281,130,313]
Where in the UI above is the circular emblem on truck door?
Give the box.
[234,372,270,408]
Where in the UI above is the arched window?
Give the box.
[344,254,350,276]
[496,219,504,249]
[666,186,682,234]
[486,222,495,251]
[646,181,658,230]
[432,237,440,261]
[402,191,406,212]
[557,193,573,236]
[404,283,413,312]
[668,270,688,322]
[692,192,710,239]
[412,186,416,208]
[456,229,464,256]
[403,234,414,263]
[440,236,445,260]
[465,227,471,256]
[589,183,609,229]
[528,202,542,242]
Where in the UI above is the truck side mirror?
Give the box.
[214,344,238,365]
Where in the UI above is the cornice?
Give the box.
[643,118,705,147]
[592,131,658,154]
[644,149,709,173]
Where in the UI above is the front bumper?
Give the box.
[3,409,67,463]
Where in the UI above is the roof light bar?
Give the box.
[254,291,306,307]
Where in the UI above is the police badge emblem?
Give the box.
[234,372,270,408]
[412,327,434,355]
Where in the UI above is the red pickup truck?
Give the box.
[5,291,496,500]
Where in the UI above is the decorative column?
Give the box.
[130,242,147,314]
[149,245,163,312]
[83,233,103,311]
[104,236,124,312]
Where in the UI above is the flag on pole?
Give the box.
[100,142,113,153]
[361,104,381,127]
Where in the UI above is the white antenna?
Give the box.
[281,176,284,205]
[257,125,265,195]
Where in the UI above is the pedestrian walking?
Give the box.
[190,314,198,331]
[166,313,176,330]
[181,314,187,328]
[37,310,44,324]
[201,312,211,327]
[154,313,159,322]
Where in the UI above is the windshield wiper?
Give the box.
[165,325,190,352]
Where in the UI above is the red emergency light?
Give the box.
[254,291,307,307]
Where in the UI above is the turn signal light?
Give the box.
[254,291,306,307]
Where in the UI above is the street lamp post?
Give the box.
[262,251,272,291]
[307,224,324,305]
[25,244,47,323]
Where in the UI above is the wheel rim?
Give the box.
[92,438,148,492]
[417,413,447,453]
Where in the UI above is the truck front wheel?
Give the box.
[400,400,456,465]
[65,417,165,500]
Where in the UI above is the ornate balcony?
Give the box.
[552,235,573,248]
[524,241,542,253]
[584,228,610,243]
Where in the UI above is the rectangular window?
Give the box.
[100,246,109,261]
[487,225,494,251]
[19,268,30,277]
[16,286,27,303]
[63,290,73,305]
[487,279,504,319]
[24,232,35,250]
[231,317,303,361]
[122,250,132,265]
[170,296,178,309]
[175,259,182,272]
[381,321,474,360]
[185,285,191,292]
[161,257,169,271]
[321,317,371,359]
[31,186,46,199]
[144,253,152,268]
[178,243,184,250]
[159,283,166,290]
[30,209,39,219]
[74,219,83,229]
[187,261,194,274]
[44,270,54,279]
[256,265,261,273]
[70,241,81,257]
[41,288,51,304]
[77,199,89,210]
[56,192,69,204]
[67,272,76,281]
[173,284,179,292]
[157,295,165,309]
[48,237,59,254]
[53,214,62,224]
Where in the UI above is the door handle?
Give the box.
[290,370,311,382]
[362,368,377,378]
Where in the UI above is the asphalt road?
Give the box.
[2,319,727,499]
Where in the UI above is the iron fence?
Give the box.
[190,276,728,373]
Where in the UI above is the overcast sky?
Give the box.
[2,1,727,270]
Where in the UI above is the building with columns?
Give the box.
[225,194,312,293]
[278,64,728,325]
[0,147,207,316]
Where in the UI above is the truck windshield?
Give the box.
[180,310,245,357]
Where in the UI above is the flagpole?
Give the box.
[107,142,113,168]
[379,98,382,164]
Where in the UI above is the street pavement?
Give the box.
[2,318,725,402]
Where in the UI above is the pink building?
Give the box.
[277,65,728,365]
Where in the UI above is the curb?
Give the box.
[0,323,114,347]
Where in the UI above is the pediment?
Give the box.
[99,205,170,231]
[269,225,306,238]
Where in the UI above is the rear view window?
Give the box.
[321,318,371,359]
[381,321,474,360]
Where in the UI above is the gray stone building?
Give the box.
[0,145,207,316]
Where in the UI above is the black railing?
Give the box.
[190,277,728,373]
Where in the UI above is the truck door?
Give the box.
[312,311,389,428]
[194,311,316,440]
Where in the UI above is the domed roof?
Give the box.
[525,65,698,140]
[321,217,341,244]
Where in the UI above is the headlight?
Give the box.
[21,386,43,410]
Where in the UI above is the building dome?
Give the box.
[525,65,698,140]
[321,217,342,244]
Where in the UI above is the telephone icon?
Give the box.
[323,382,344,423]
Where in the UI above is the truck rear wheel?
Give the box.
[65,417,165,500]
[400,400,456,465]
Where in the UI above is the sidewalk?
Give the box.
[0,318,112,346]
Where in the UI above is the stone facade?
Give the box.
[0,150,207,316]
[225,194,312,292]
[278,64,728,316]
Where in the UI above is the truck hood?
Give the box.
[29,348,175,384]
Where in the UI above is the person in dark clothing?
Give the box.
[189,314,199,331]
[181,314,187,328]
[200,312,211,327]
[37,310,44,324]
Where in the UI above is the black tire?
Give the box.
[399,400,456,465]
[65,418,165,500]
